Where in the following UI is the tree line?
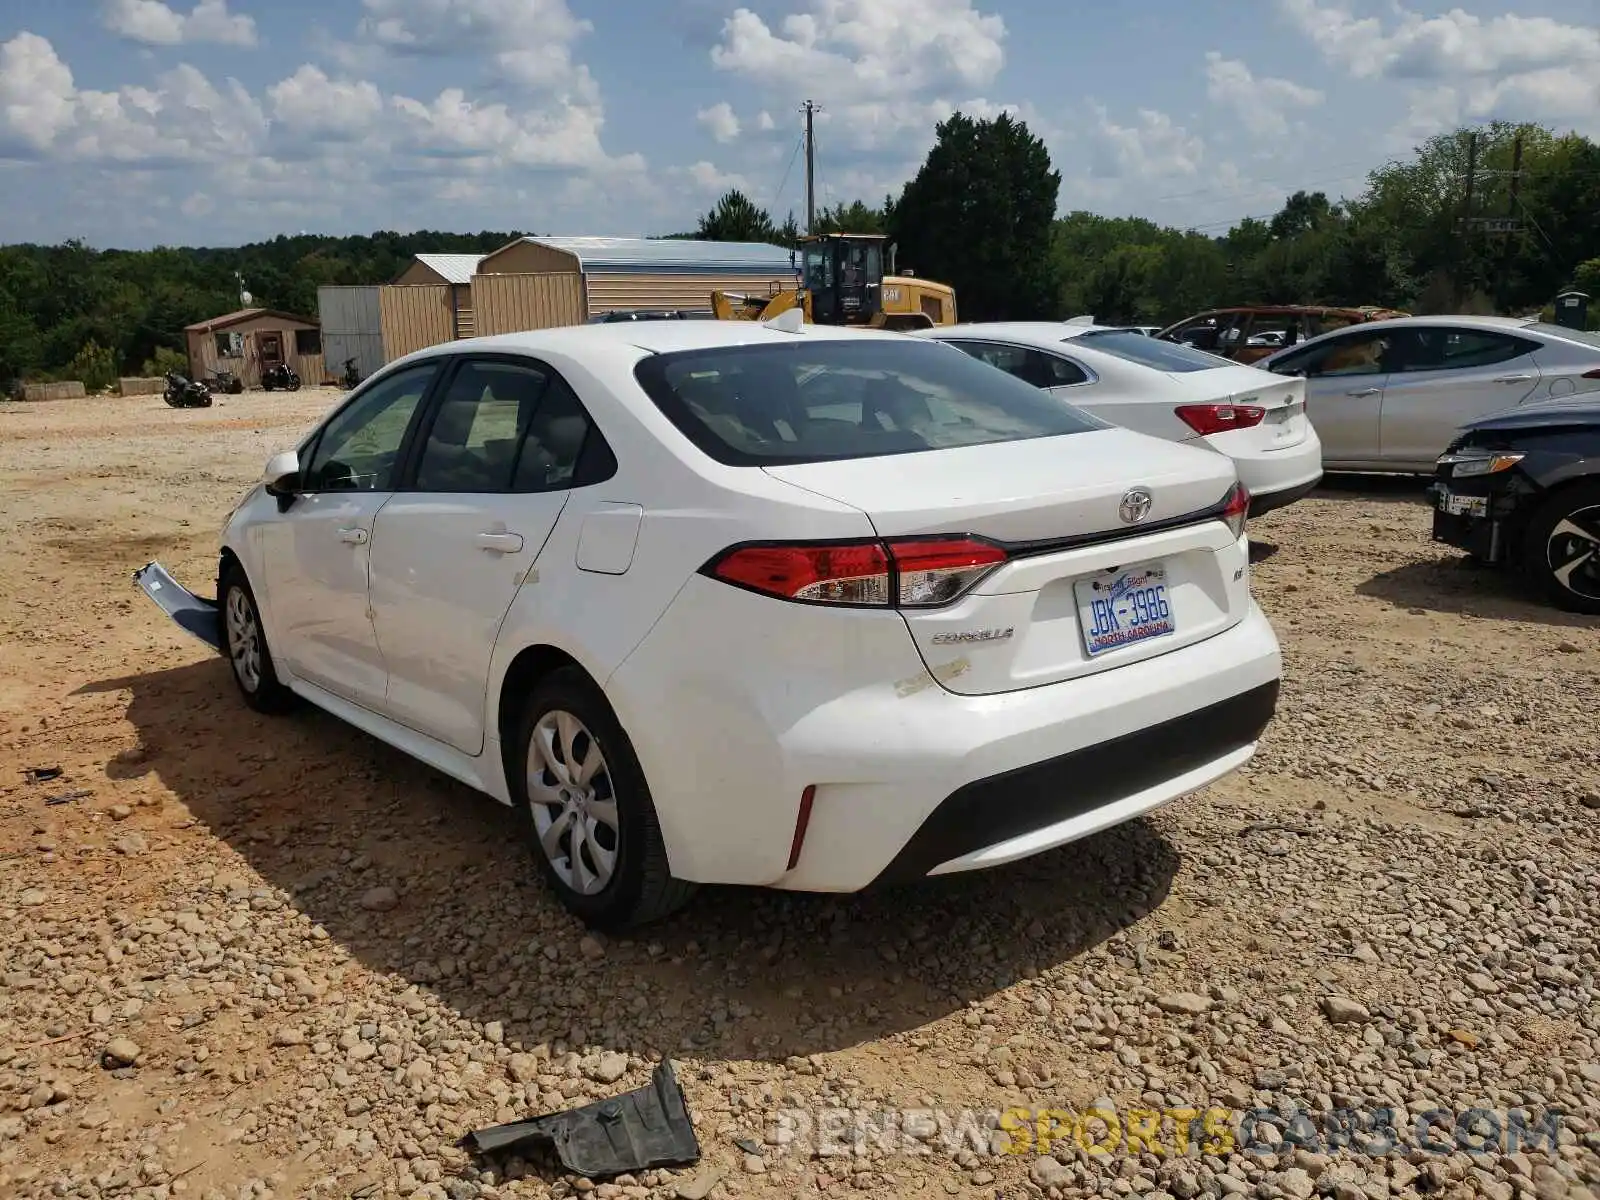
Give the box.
[3,116,1598,390]
[691,115,1599,329]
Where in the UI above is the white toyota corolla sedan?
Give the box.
[915,323,1324,516]
[135,318,1282,929]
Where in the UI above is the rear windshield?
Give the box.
[632,338,1105,466]
[1530,323,1600,351]
[1073,329,1232,373]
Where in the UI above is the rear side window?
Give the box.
[632,338,1105,466]
[1528,323,1600,351]
[1074,330,1231,373]
[945,340,1091,388]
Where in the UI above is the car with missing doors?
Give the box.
[1261,316,1600,472]
[1159,305,1407,364]
[134,318,1282,929]
[1430,394,1600,613]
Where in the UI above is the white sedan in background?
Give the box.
[135,318,1281,929]
[917,323,1324,516]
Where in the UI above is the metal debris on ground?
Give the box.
[46,788,92,806]
[24,766,63,783]
[462,1060,699,1178]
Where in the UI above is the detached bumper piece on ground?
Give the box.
[462,1060,700,1178]
[132,561,224,653]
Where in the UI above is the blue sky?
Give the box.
[1,0,1597,248]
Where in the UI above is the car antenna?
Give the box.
[763,307,806,335]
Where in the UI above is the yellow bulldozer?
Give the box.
[710,233,957,330]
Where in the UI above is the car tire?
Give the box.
[219,562,296,713]
[511,667,696,930]
[1521,481,1600,615]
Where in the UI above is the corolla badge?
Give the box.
[1119,487,1154,524]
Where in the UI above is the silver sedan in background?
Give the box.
[1259,315,1600,472]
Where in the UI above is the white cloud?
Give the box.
[755,110,776,132]
[267,66,385,142]
[697,101,741,143]
[1204,52,1323,138]
[1086,105,1205,183]
[102,0,258,48]
[681,160,753,195]
[356,0,599,105]
[1279,1,1600,145]
[709,1,1010,151]
[1279,0,1600,80]
[0,33,77,156]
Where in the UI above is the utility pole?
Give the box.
[1506,132,1523,216]
[802,100,817,235]
[1457,130,1479,302]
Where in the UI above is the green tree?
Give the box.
[695,190,777,242]
[142,346,190,377]
[890,112,1061,321]
[68,339,118,392]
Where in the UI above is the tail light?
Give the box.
[1176,403,1266,437]
[1221,481,1251,539]
[705,536,1007,608]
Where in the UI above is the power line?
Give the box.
[767,132,805,222]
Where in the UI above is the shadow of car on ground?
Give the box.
[1358,553,1599,628]
[78,658,1181,1066]
[1312,473,1433,506]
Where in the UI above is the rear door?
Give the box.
[366,355,606,755]
[1375,327,1543,468]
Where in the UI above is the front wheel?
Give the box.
[1521,481,1600,615]
[287,376,301,391]
[220,564,296,713]
[511,668,695,930]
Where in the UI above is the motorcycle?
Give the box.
[340,357,362,390]
[260,363,301,392]
[209,368,244,395]
[163,372,213,408]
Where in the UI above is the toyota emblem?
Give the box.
[1119,487,1154,524]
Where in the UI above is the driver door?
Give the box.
[259,362,440,707]
[1270,329,1395,466]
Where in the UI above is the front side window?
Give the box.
[302,364,438,491]
[633,338,1105,467]
[1292,331,1395,377]
[414,360,550,492]
[1075,329,1232,373]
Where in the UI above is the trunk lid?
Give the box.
[763,428,1247,695]
[1178,366,1310,450]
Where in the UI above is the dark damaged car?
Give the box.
[1429,395,1600,614]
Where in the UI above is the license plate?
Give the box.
[1074,562,1175,657]
[1437,488,1487,517]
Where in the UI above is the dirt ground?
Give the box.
[1,389,1597,1200]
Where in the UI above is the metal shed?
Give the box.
[185,308,321,389]
[392,254,482,338]
[474,236,799,324]
[316,286,386,383]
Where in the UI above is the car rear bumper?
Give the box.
[612,577,1282,892]
[869,678,1277,884]
[1249,473,1322,517]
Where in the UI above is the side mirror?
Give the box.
[263,449,301,507]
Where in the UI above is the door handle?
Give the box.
[1345,387,1381,397]
[337,526,368,545]
[1492,374,1532,383]
[475,531,525,554]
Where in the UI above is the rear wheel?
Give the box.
[511,667,695,929]
[220,563,296,713]
[1521,481,1600,614]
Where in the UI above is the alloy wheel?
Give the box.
[1545,503,1600,603]
[224,587,262,693]
[526,710,619,895]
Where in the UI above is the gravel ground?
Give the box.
[1,390,1597,1200]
